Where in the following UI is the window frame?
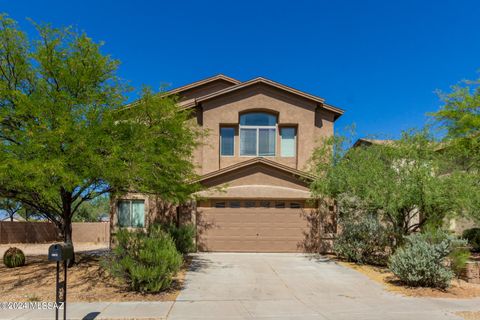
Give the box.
[220,127,235,157]
[238,112,279,158]
[117,199,145,228]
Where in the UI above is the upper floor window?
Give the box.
[280,127,296,157]
[220,127,235,156]
[240,112,277,156]
[117,200,145,228]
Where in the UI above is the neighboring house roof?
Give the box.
[185,77,344,119]
[197,157,316,183]
[352,138,395,148]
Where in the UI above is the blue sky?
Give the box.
[2,0,479,139]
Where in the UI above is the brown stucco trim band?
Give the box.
[195,157,316,183]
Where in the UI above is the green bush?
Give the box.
[462,228,480,252]
[334,215,390,265]
[3,247,26,268]
[389,230,466,288]
[449,246,471,277]
[163,223,196,254]
[104,224,182,293]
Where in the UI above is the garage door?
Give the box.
[197,199,312,252]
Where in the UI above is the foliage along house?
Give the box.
[110,75,344,253]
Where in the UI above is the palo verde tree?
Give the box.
[430,76,480,172]
[310,130,479,248]
[0,15,201,264]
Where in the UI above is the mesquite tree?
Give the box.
[0,15,200,264]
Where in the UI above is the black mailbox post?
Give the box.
[48,243,73,320]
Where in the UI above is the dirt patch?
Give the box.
[0,243,108,257]
[337,260,480,299]
[457,311,480,320]
[0,252,187,302]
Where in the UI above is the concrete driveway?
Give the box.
[168,253,480,320]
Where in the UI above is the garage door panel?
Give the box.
[198,200,311,252]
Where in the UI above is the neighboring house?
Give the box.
[111,74,344,253]
[352,138,478,235]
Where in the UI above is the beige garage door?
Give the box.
[197,200,313,252]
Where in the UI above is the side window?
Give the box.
[117,200,145,228]
[220,127,235,156]
[281,127,296,157]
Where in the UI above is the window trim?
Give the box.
[220,127,235,157]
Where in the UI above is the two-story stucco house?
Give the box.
[111,74,344,253]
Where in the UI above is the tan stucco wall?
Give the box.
[192,83,335,175]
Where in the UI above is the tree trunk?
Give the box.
[63,213,76,267]
[61,189,75,267]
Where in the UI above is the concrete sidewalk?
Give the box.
[0,301,174,320]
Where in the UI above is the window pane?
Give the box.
[259,128,276,156]
[240,113,276,126]
[281,128,296,157]
[290,202,302,208]
[220,127,234,156]
[131,200,145,227]
[260,201,270,208]
[117,201,130,227]
[245,201,256,208]
[214,202,226,208]
[240,128,257,156]
[275,201,285,208]
[229,201,241,208]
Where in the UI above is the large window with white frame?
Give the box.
[239,112,277,156]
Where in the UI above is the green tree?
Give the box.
[310,130,478,247]
[0,15,200,264]
[72,195,109,222]
[430,76,480,172]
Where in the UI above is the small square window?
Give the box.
[290,202,302,209]
[215,202,226,208]
[275,201,285,209]
[245,201,256,208]
[260,201,270,208]
[229,201,241,208]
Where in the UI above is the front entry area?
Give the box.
[196,199,313,252]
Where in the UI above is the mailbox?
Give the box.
[48,243,73,262]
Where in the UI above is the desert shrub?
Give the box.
[104,225,182,293]
[389,230,466,288]
[163,223,196,254]
[3,247,25,268]
[449,246,471,277]
[462,228,480,252]
[334,215,390,265]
